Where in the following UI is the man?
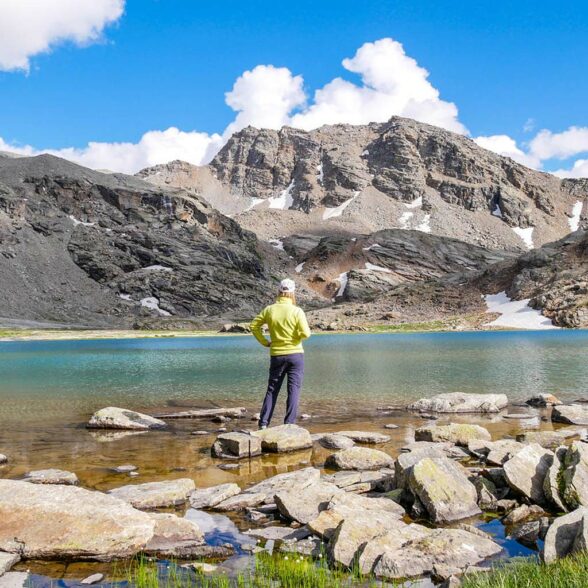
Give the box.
[250,278,311,429]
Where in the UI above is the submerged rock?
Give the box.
[503,443,554,505]
[335,431,391,444]
[211,432,262,459]
[408,457,481,523]
[23,469,78,485]
[552,404,588,426]
[87,407,167,430]
[408,393,508,414]
[251,424,312,453]
[189,483,241,509]
[543,507,588,563]
[0,480,155,561]
[107,478,196,510]
[416,423,491,446]
[325,447,393,471]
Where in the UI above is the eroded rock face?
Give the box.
[0,480,155,561]
[189,483,241,509]
[325,447,394,471]
[552,405,588,426]
[543,507,588,563]
[107,478,196,510]
[87,407,167,431]
[251,425,313,453]
[408,457,481,523]
[408,393,508,414]
[416,423,491,446]
[503,443,554,505]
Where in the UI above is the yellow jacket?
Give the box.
[250,297,311,356]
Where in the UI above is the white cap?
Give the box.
[279,278,296,293]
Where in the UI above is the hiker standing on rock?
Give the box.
[250,278,311,430]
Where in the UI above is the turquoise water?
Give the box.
[1,330,587,424]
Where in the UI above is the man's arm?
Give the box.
[297,308,311,340]
[250,308,270,347]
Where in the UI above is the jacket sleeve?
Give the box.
[250,308,270,347]
[297,308,311,340]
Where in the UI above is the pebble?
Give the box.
[384,424,399,429]
[217,427,228,433]
[113,465,137,473]
[129,472,140,477]
[300,414,311,420]
[81,573,104,585]
[191,430,209,435]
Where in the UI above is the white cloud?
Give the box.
[0,0,125,72]
[291,38,467,134]
[528,127,588,161]
[552,158,588,179]
[473,135,540,168]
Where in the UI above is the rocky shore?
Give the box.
[2,394,588,586]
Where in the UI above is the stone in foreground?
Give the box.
[211,432,262,459]
[325,447,393,471]
[80,573,104,585]
[107,478,196,510]
[87,407,167,430]
[0,480,154,560]
[408,393,508,414]
[416,423,491,446]
[543,507,588,563]
[23,469,79,486]
[409,457,481,523]
[552,404,588,426]
[189,483,241,509]
[251,424,312,453]
[503,443,553,505]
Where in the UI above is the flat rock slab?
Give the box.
[156,407,247,419]
[408,393,508,414]
[325,447,393,471]
[543,507,588,563]
[275,481,343,524]
[23,469,79,485]
[243,526,311,542]
[143,512,204,555]
[211,432,262,459]
[87,407,167,430]
[80,573,104,585]
[335,431,391,444]
[318,434,355,450]
[409,457,481,523]
[0,480,155,561]
[468,439,525,466]
[0,572,29,587]
[107,478,196,510]
[189,483,241,509]
[251,425,312,453]
[213,492,266,511]
[552,405,588,426]
[0,552,20,576]
[322,469,394,493]
[503,443,553,505]
[516,430,578,449]
[416,423,491,446]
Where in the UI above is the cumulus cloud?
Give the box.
[291,38,467,134]
[473,135,540,168]
[0,0,125,72]
[552,159,588,179]
[528,126,588,161]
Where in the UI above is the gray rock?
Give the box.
[516,430,578,449]
[543,507,588,563]
[279,536,322,557]
[245,467,321,499]
[503,504,545,526]
[468,439,525,466]
[408,393,508,414]
[416,423,491,446]
[552,405,588,426]
[87,407,167,430]
[560,441,588,509]
[156,407,248,419]
[0,455,7,465]
[544,447,568,512]
[143,512,204,555]
[251,424,312,453]
[113,464,138,473]
[0,552,20,576]
[408,457,481,523]
[503,443,554,505]
[23,469,78,485]
[318,434,355,450]
[325,447,393,471]
[0,479,155,561]
[395,445,452,490]
[384,424,399,429]
[211,432,262,459]
[526,393,562,407]
[213,492,266,511]
[107,478,196,510]
[80,573,104,585]
[275,482,342,524]
[509,520,542,545]
[0,572,29,587]
[335,431,391,444]
[322,469,395,493]
[244,526,310,542]
[189,483,241,509]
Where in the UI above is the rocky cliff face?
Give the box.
[0,155,273,328]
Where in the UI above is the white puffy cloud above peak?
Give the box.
[528,126,588,161]
[292,38,467,134]
[0,0,125,72]
[473,135,540,168]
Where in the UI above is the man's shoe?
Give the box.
[259,425,267,430]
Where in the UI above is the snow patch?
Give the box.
[336,272,348,297]
[316,163,323,184]
[492,203,503,218]
[140,297,171,317]
[118,294,131,301]
[512,226,534,250]
[143,265,173,272]
[365,263,392,273]
[405,197,422,209]
[323,191,359,220]
[362,243,382,251]
[416,214,431,233]
[399,211,413,229]
[361,150,369,156]
[569,201,584,232]
[269,239,284,251]
[484,292,559,330]
[68,215,95,227]
[268,180,295,210]
[245,197,264,212]
[295,262,305,273]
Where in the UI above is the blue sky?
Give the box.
[1,0,587,175]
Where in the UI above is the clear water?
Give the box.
[0,330,587,425]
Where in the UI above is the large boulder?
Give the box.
[560,442,588,509]
[395,445,449,490]
[211,432,261,459]
[23,469,78,486]
[251,425,312,453]
[325,447,393,471]
[408,457,480,523]
[275,482,343,524]
[0,480,155,561]
[87,407,167,430]
[543,507,588,563]
[189,483,241,509]
[335,431,390,444]
[107,478,196,510]
[408,393,508,414]
[416,423,491,446]
[503,443,554,505]
[373,528,502,580]
[552,405,588,426]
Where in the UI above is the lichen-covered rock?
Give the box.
[395,445,449,490]
[416,423,491,446]
[560,441,588,509]
[325,447,393,471]
[408,393,508,414]
[503,443,554,505]
[87,407,167,430]
[408,457,480,523]
[211,432,262,459]
[23,469,79,486]
[251,424,312,452]
[552,405,588,426]
[189,483,241,509]
[107,478,196,510]
[543,507,588,563]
